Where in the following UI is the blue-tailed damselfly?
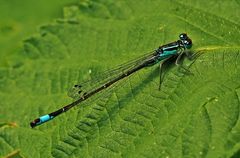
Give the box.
[30,33,194,128]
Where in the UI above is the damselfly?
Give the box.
[30,33,194,128]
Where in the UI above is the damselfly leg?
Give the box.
[175,50,201,75]
[158,56,176,90]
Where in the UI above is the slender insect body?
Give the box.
[30,33,193,128]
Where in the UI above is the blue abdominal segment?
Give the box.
[38,115,53,125]
[30,114,54,127]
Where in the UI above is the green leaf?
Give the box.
[0,0,78,67]
[1,0,240,157]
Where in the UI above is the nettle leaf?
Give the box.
[1,0,240,158]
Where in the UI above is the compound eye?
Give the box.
[179,33,188,40]
[184,40,188,45]
[184,39,192,49]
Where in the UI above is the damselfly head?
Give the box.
[179,33,192,49]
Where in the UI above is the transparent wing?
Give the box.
[68,50,157,100]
